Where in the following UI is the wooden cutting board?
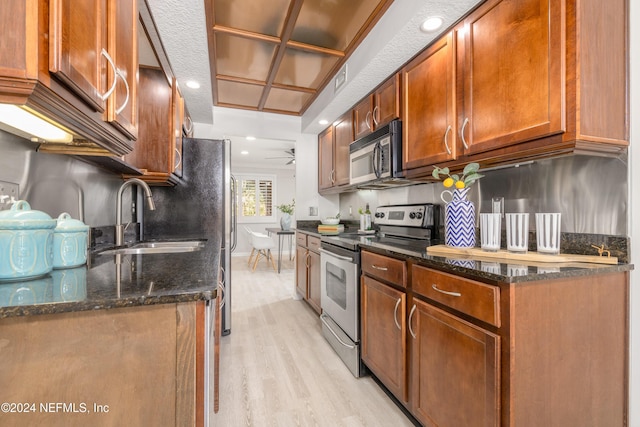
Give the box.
[426,245,618,265]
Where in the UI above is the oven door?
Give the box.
[320,246,360,342]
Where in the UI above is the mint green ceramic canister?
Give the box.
[0,200,56,280]
[53,213,89,269]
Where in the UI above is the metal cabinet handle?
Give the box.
[305,252,311,268]
[408,304,417,339]
[100,49,118,101]
[460,117,470,150]
[114,68,130,115]
[319,248,353,262]
[184,115,193,135]
[432,284,462,297]
[443,125,452,155]
[174,147,182,170]
[330,169,335,184]
[218,275,226,310]
[371,264,388,271]
[320,314,355,349]
[372,105,380,126]
[365,111,372,130]
[393,297,402,330]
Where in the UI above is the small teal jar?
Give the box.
[53,213,89,269]
[0,201,56,281]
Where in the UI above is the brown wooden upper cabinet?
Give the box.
[402,0,628,176]
[318,111,352,192]
[354,74,401,140]
[0,0,137,155]
[402,32,457,170]
[124,66,181,185]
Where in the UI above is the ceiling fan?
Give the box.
[266,148,296,165]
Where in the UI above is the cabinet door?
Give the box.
[410,298,500,427]
[125,66,172,173]
[318,126,334,191]
[353,96,373,140]
[373,74,400,128]
[333,111,353,187]
[361,276,407,402]
[295,247,308,299]
[402,31,457,170]
[172,80,184,177]
[307,250,321,314]
[105,0,137,140]
[49,0,107,112]
[459,0,564,155]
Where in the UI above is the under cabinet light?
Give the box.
[0,104,73,143]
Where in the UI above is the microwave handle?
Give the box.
[373,141,382,178]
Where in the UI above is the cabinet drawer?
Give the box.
[362,251,406,288]
[296,232,308,247]
[307,236,321,253]
[411,265,500,327]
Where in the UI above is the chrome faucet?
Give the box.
[115,178,156,246]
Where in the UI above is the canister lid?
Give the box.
[0,200,56,229]
[55,212,89,232]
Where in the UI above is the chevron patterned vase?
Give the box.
[443,188,476,248]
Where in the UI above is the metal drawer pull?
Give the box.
[371,264,388,271]
[432,284,461,297]
[393,298,402,330]
[408,304,417,339]
[320,314,355,349]
[100,49,118,101]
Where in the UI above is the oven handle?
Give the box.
[319,248,354,263]
[320,314,355,350]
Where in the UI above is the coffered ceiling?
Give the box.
[203,0,393,115]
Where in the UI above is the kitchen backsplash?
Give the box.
[1,129,628,238]
[339,155,628,237]
[0,130,127,227]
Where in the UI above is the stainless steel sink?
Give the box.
[96,240,205,256]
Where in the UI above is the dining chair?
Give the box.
[243,227,277,272]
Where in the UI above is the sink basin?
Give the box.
[96,240,205,256]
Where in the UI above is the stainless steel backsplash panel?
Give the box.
[0,131,124,227]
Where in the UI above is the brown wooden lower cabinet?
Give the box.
[0,302,205,426]
[361,275,408,402]
[295,231,321,314]
[360,249,629,427]
[409,298,500,427]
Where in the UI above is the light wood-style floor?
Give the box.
[211,255,416,426]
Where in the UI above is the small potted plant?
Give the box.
[276,199,295,230]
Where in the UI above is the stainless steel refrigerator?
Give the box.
[144,138,236,335]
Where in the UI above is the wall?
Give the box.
[339,155,628,236]
[0,131,124,227]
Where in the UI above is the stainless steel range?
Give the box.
[319,203,439,377]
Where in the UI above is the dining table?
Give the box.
[265,227,295,273]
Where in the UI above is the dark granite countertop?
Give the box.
[329,234,633,284]
[0,235,220,319]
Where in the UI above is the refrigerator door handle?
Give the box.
[230,174,238,252]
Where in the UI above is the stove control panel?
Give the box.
[374,204,435,228]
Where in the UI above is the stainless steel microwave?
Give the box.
[349,119,403,186]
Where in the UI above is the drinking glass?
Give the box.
[480,213,501,251]
[536,213,561,254]
[505,213,529,252]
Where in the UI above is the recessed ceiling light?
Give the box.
[240,150,249,155]
[186,80,200,89]
[420,16,444,33]
[319,119,329,125]
[246,136,256,141]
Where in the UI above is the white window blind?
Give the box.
[238,174,276,222]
